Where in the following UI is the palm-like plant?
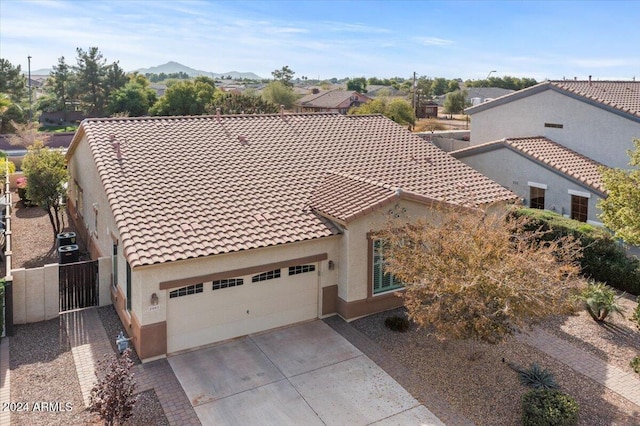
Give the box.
[518,363,560,390]
[578,282,625,322]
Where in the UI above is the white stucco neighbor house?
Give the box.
[66,112,515,361]
[457,80,640,224]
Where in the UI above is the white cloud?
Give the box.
[415,37,454,46]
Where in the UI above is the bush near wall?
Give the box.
[511,208,640,296]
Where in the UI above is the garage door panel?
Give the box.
[167,266,319,353]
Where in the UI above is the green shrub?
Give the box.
[511,207,640,295]
[522,389,579,426]
[631,356,640,375]
[578,282,625,322]
[518,363,560,390]
[384,315,410,332]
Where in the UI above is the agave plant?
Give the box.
[518,363,560,390]
[578,282,625,322]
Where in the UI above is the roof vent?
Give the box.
[589,75,592,85]
[280,105,285,118]
[216,108,221,123]
[238,135,248,144]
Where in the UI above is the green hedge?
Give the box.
[511,208,640,295]
[522,389,579,426]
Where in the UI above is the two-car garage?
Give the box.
[166,259,321,354]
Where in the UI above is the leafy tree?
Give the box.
[443,90,469,117]
[89,348,138,426]
[348,97,415,126]
[347,77,367,93]
[46,56,73,116]
[0,93,27,134]
[261,81,297,109]
[74,47,109,115]
[0,156,16,184]
[104,61,128,101]
[430,77,448,96]
[464,75,538,90]
[0,59,26,102]
[150,78,216,116]
[107,81,157,117]
[21,140,68,235]
[379,208,583,345]
[598,139,640,245]
[271,65,295,87]
[208,91,278,114]
[415,76,433,99]
[447,79,460,93]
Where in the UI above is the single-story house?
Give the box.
[66,112,516,361]
[295,89,372,114]
[452,136,607,224]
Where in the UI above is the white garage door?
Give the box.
[167,263,319,353]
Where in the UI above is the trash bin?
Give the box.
[58,244,79,264]
[57,232,77,247]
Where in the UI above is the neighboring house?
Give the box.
[452,137,607,224]
[295,89,372,114]
[417,101,439,119]
[456,79,640,225]
[465,79,640,169]
[66,112,515,361]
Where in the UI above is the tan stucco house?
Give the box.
[458,80,640,224]
[66,112,515,361]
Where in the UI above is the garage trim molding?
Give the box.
[159,253,328,290]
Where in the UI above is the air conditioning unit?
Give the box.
[57,232,77,247]
[58,244,79,264]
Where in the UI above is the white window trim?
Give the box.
[587,220,604,227]
[527,181,548,190]
[568,189,591,198]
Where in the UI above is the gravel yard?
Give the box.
[352,306,640,426]
[8,192,168,425]
[7,189,640,425]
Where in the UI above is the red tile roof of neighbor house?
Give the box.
[297,90,371,109]
[70,113,516,267]
[466,80,640,119]
[452,137,607,194]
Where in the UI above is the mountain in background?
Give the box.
[29,61,263,80]
[135,61,263,80]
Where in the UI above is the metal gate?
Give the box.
[59,260,98,312]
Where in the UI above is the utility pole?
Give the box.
[412,71,417,111]
[28,55,32,122]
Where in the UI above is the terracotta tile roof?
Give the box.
[452,136,607,193]
[71,113,516,267]
[549,80,640,118]
[466,80,640,119]
[297,90,370,109]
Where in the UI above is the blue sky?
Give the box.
[1,0,639,81]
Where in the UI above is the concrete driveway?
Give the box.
[169,320,444,426]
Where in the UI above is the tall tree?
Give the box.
[104,61,128,101]
[107,81,157,117]
[0,59,26,102]
[430,77,448,96]
[347,77,368,93]
[261,81,297,109]
[271,65,295,87]
[74,47,108,115]
[46,56,73,116]
[379,208,583,346]
[22,140,68,236]
[208,91,278,115]
[348,97,415,126]
[443,90,469,117]
[598,139,640,245]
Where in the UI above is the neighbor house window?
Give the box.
[544,123,563,128]
[289,265,315,275]
[126,262,132,311]
[169,283,203,298]
[75,180,84,217]
[571,195,588,222]
[212,278,244,290]
[112,242,118,288]
[372,240,403,295]
[252,269,281,283]
[530,187,545,209]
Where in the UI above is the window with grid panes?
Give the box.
[571,195,588,222]
[372,240,403,294]
[252,269,281,283]
[212,278,243,290]
[530,186,545,209]
[288,265,315,275]
[169,283,203,298]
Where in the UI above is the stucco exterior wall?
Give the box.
[470,89,640,169]
[457,148,603,223]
